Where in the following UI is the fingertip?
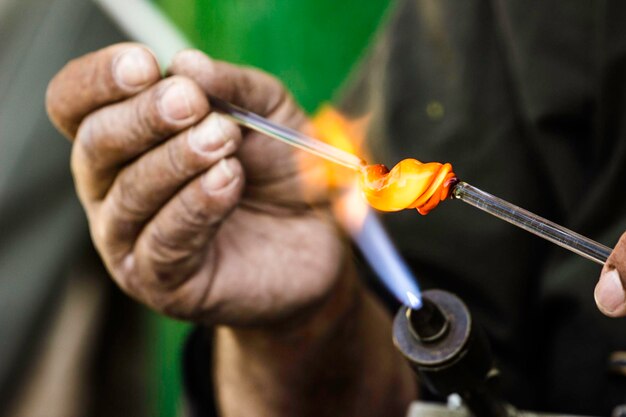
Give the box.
[188,112,242,155]
[595,269,626,317]
[201,158,243,196]
[112,45,161,91]
[169,49,214,76]
[155,76,211,127]
[46,43,163,139]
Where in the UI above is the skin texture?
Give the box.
[46,43,416,416]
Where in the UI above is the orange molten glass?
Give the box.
[311,106,456,216]
[360,160,457,215]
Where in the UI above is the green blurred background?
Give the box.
[146,1,391,415]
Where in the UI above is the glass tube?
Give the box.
[451,182,611,265]
[211,97,366,171]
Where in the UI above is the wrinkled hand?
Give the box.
[595,232,626,317]
[46,44,346,326]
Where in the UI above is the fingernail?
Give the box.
[159,82,193,121]
[188,113,233,154]
[114,48,154,88]
[595,269,626,313]
[201,159,237,192]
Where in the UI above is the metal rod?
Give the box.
[211,97,366,171]
[451,181,611,265]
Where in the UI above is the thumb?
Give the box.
[595,231,626,317]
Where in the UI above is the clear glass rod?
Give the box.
[451,182,611,265]
[211,97,365,170]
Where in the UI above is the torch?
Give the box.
[393,289,514,417]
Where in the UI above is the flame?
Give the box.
[311,106,424,309]
[311,105,457,216]
[311,105,369,229]
[313,105,369,156]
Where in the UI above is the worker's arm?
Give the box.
[46,44,416,416]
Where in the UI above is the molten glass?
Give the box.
[360,160,457,215]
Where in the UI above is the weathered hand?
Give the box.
[595,232,626,317]
[46,44,347,326]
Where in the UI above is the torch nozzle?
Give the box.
[406,299,449,343]
[394,290,512,417]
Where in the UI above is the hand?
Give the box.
[595,232,626,317]
[46,44,348,326]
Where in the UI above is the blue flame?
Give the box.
[352,210,422,309]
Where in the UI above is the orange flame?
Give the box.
[311,106,456,217]
[312,105,368,155]
[310,105,369,230]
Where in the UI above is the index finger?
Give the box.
[46,43,161,138]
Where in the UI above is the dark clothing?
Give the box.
[341,0,626,414]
